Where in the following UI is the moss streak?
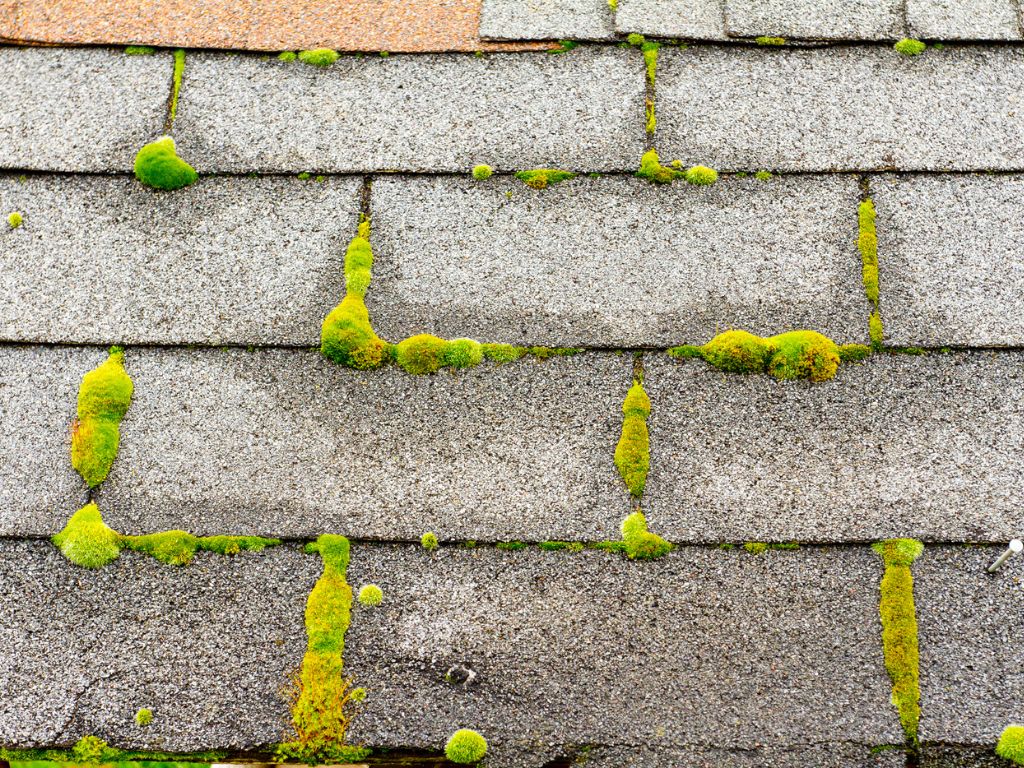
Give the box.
[859,198,884,349]
[615,381,650,497]
[71,347,133,488]
[169,49,185,126]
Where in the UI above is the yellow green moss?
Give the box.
[645,100,656,134]
[169,49,185,124]
[755,36,786,46]
[743,542,799,554]
[684,165,718,186]
[7,211,23,228]
[134,136,198,191]
[135,709,153,726]
[668,329,849,382]
[71,347,134,487]
[421,532,439,550]
[859,199,884,348]
[620,511,672,560]
[872,538,924,746]
[615,381,651,498]
[52,504,122,569]
[471,164,493,180]
[894,39,926,56]
[124,46,155,55]
[278,51,297,62]
[357,584,383,607]
[515,169,576,189]
[744,542,770,555]
[278,534,369,764]
[445,729,487,764]
[997,725,1024,764]
[637,149,717,186]
[298,49,339,67]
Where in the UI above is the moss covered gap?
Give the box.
[858,176,885,349]
[164,48,186,133]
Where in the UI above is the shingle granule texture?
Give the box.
[657,46,1024,172]
[906,0,1022,40]
[614,0,729,39]
[344,544,902,766]
[0,47,169,172]
[93,349,632,541]
[480,0,616,40]
[643,352,1024,542]
[723,0,905,40]
[175,49,645,173]
[0,175,361,346]
[0,541,316,750]
[368,174,867,347]
[872,174,1024,347]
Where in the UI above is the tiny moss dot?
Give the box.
[358,584,383,607]
[754,170,772,181]
[421,532,439,550]
[135,708,153,726]
[7,211,23,229]
[298,172,311,180]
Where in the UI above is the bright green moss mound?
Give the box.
[621,511,672,560]
[472,164,493,180]
[278,534,369,764]
[669,329,855,382]
[637,150,718,186]
[754,170,773,181]
[357,584,383,607]
[124,46,155,55]
[135,708,153,726]
[445,729,488,764]
[278,51,297,61]
[997,725,1024,764]
[615,381,651,498]
[539,541,584,552]
[873,538,924,745]
[8,211,23,228]
[421,532,439,550]
[684,165,718,186]
[52,504,121,568]
[298,48,340,67]
[895,38,926,56]
[133,137,198,191]
[395,334,450,374]
[71,347,134,488]
[515,169,576,190]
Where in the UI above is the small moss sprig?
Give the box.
[134,136,198,191]
[997,725,1024,765]
[894,39,926,56]
[755,36,786,46]
[445,729,488,764]
[135,708,153,726]
[873,539,924,747]
[615,381,651,497]
[669,329,871,383]
[169,49,185,124]
[71,346,133,487]
[421,532,439,550]
[7,211,23,229]
[124,46,155,55]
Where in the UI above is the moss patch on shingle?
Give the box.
[134,136,198,191]
[514,169,577,189]
[636,149,717,186]
[71,346,133,488]
[620,511,672,560]
[615,381,650,498]
[997,725,1024,765]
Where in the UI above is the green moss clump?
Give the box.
[124,46,155,55]
[608,0,618,8]
[496,541,526,551]
[997,725,1024,764]
[421,532,439,550]
[615,381,651,498]
[72,737,112,763]
[539,541,584,552]
[637,149,685,184]
[640,40,660,85]
[754,170,772,181]
[669,329,847,382]
[52,504,122,568]
[134,136,198,191]
[297,172,311,180]
[684,165,718,186]
[894,39,926,56]
[7,211,23,228]
[481,343,526,364]
[869,311,885,348]
[122,531,279,565]
[549,40,579,54]
[515,169,576,190]
[278,534,369,764]
[445,729,488,764]
[395,333,449,374]
[446,338,484,369]
[755,36,785,46]
[357,584,383,607]
[744,542,770,555]
[472,164,493,180]
[620,511,672,560]
[872,538,924,745]
[71,347,134,487]
[278,51,297,61]
[135,709,153,726]
[626,33,645,46]
[298,48,340,67]
[838,343,872,362]
[170,49,185,124]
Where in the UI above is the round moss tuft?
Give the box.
[350,687,368,702]
[701,330,772,374]
[395,333,449,375]
[754,170,772,181]
[622,381,651,417]
[766,330,840,382]
[135,708,153,726]
[997,725,1024,765]
[298,48,339,67]
[626,33,645,46]
[472,164,493,181]
[7,211,23,229]
[685,165,718,186]
[358,583,383,607]
[133,136,198,191]
[421,531,439,550]
[445,338,484,369]
[278,51,297,62]
[52,504,122,569]
[894,38,926,56]
[445,729,488,764]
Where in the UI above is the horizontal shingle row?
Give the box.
[5,45,1024,174]
[480,0,1024,41]
[3,346,1022,543]
[1,541,1018,762]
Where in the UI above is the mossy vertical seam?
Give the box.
[615,380,651,498]
[167,49,185,131]
[857,182,884,349]
[872,538,924,751]
[71,346,133,489]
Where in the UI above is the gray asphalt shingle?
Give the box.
[368,174,868,347]
[0,175,361,346]
[174,49,645,173]
[906,0,1023,40]
[614,0,729,39]
[872,174,1024,347]
[657,46,1024,172]
[723,0,904,39]
[480,0,617,40]
[0,47,169,172]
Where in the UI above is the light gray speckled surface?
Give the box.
[0,47,169,172]
[723,0,905,39]
[907,0,1022,40]
[615,0,729,39]
[368,174,868,347]
[480,0,616,40]
[175,49,645,173]
[0,175,361,345]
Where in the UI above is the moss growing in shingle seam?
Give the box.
[755,36,786,46]
[669,329,856,382]
[872,538,924,747]
[134,136,198,191]
[7,211,23,228]
[298,48,340,67]
[859,199,885,349]
[71,347,133,488]
[1,742,228,764]
[52,504,122,569]
[744,542,799,554]
[548,40,579,54]
[539,541,584,552]
[169,49,185,124]
[637,149,718,186]
[621,511,672,560]
[615,381,651,498]
[125,45,155,55]
[278,51,297,62]
[894,39,926,56]
[997,725,1024,764]
[515,169,577,189]
[277,534,369,764]
[421,532,439,550]
[472,164,493,180]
